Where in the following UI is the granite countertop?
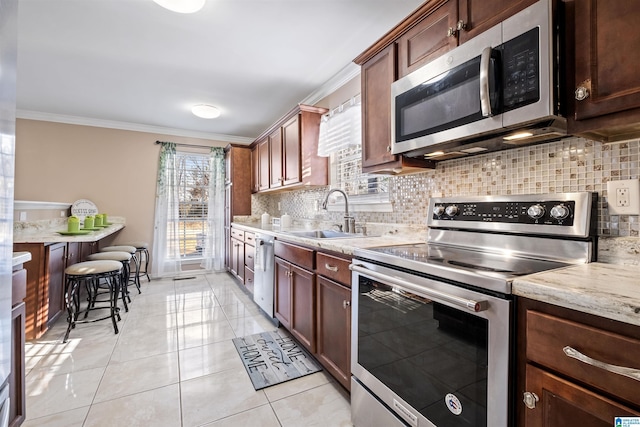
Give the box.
[513,263,640,327]
[14,217,126,243]
[231,221,426,256]
[12,251,32,266]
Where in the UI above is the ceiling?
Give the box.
[16,0,425,143]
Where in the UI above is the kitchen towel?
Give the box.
[232,330,322,390]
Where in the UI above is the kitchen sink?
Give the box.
[282,229,366,239]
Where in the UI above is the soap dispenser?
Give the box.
[261,212,271,226]
[281,213,292,229]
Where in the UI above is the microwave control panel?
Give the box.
[502,27,540,111]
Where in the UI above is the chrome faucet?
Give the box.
[321,189,355,233]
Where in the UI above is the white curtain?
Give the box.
[151,142,182,278]
[201,147,226,272]
[317,96,361,157]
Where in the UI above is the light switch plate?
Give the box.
[607,179,640,215]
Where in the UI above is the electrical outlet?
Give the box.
[19,211,26,221]
[277,202,281,210]
[607,179,640,215]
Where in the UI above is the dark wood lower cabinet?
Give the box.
[524,365,639,426]
[9,302,25,427]
[316,276,351,390]
[274,257,315,353]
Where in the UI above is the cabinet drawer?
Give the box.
[274,240,314,270]
[316,252,351,287]
[526,310,640,406]
[11,269,27,307]
[244,231,255,245]
[245,244,255,271]
[244,267,254,293]
[230,227,245,240]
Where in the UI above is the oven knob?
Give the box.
[527,204,545,219]
[550,204,570,220]
[433,205,446,217]
[445,205,459,217]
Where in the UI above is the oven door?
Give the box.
[350,260,511,427]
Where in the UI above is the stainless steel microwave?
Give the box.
[391,0,565,159]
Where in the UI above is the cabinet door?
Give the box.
[230,237,244,280]
[290,263,315,353]
[458,0,535,44]
[269,128,283,189]
[80,241,98,262]
[316,276,351,390]
[524,364,639,427]
[66,242,81,266]
[251,146,259,193]
[10,302,26,427]
[258,138,270,191]
[274,258,292,329]
[282,115,301,186]
[361,44,397,171]
[397,0,457,78]
[572,0,640,122]
[46,243,66,326]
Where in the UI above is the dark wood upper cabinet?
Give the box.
[250,104,327,192]
[257,138,270,192]
[567,0,640,141]
[397,0,457,78]
[282,115,301,186]
[457,0,536,44]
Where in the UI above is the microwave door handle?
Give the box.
[479,46,493,117]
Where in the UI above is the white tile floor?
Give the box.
[23,273,353,427]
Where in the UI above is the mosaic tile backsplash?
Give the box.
[252,137,640,238]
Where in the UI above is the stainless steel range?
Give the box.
[350,192,597,427]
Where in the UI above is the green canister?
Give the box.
[94,214,103,227]
[68,216,80,232]
[84,215,94,229]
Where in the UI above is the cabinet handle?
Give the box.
[575,80,591,101]
[247,255,253,259]
[447,27,457,37]
[456,20,467,31]
[343,300,351,309]
[563,346,640,382]
[575,86,590,101]
[523,392,539,409]
[386,145,391,152]
[324,263,339,272]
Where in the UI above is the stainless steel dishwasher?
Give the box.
[253,233,276,319]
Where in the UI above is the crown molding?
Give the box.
[16,110,254,144]
[300,63,361,105]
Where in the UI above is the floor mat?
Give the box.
[232,330,322,390]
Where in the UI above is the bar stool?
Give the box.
[120,242,150,282]
[63,260,123,342]
[87,251,133,312]
[100,245,140,294]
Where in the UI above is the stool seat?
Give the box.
[122,242,148,249]
[101,245,136,254]
[88,252,132,262]
[65,260,122,276]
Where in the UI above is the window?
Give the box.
[319,95,391,212]
[170,151,210,260]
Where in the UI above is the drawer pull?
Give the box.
[324,263,339,272]
[563,346,640,382]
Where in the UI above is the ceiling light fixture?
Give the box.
[153,0,205,14]
[191,104,221,119]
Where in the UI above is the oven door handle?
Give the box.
[350,263,488,313]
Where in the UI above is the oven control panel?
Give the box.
[432,200,575,226]
[427,193,595,238]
